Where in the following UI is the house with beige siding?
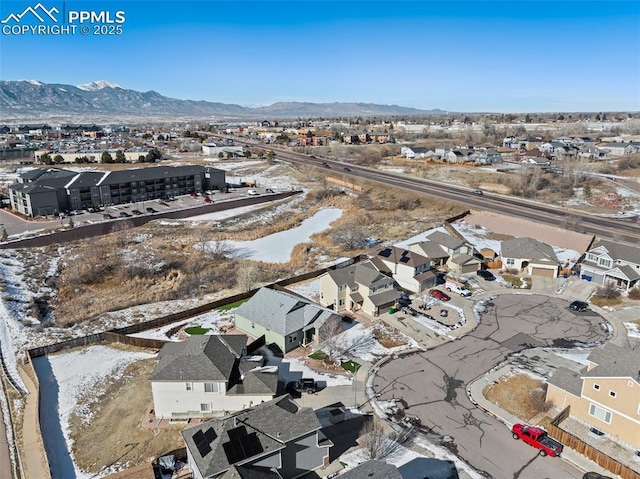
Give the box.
[318,260,398,317]
[422,231,481,275]
[372,246,437,293]
[546,342,640,449]
[500,237,559,278]
[150,335,277,419]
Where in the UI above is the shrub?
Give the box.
[628,287,640,300]
[531,386,552,413]
[595,282,621,300]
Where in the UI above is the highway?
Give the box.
[214,135,640,244]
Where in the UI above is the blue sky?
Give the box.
[1,1,639,112]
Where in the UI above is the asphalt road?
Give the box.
[371,294,609,479]
[217,137,640,244]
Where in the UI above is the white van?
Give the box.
[445,279,472,297]
[247,189,259,196]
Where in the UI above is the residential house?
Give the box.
[338,460,402,479]
[500,237,559,278]
[471,150,502,165]
[520,136,545,151]
[318,260,398,317]
[425,231,481,275]
[579,240,640,292]
[234,287,343,353]
[546,342,640,449]
[502,136,520,149]
[408,240,450,267]
[445,149,473,164]
[600,142,637,157]
[150,335,277,419]
[400,147,436,159]
[521,156,551,168]
[183,394,331,479]
[371,246,437,293]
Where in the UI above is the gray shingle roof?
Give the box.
[65,171,106,189]
[97,164,205,186]
[220,465,281,479]
[150,335,247,382]
[338,460,402,479]
[369,288,400,306]
[589,239,640,265]
[325,260,391,290]
[376,246,430,268]
[547,366,584,397]
[182,395,321,478]
[501,237,558,263]
[585,342,640,380]
[409,240,450,260]
[235,287,338,336]
[426,231,466,251]
[450,253,480,266]
[9,182,59,195]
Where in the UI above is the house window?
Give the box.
[200,403,211,412]
[506,258,515,266]
[609,390,616,398]
[597,258,611,268]
[251,322,255,329]
[288,334,296,343]
[339,285,344,292]
[204,382,219,393]
[593,384,600,391]
[185,382,193,391]
[339,299,344,306]
[320,292,324,299]
[588,404,612,424]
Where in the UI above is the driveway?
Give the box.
[371,294,609,479]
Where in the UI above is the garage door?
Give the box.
[531,267,555,277]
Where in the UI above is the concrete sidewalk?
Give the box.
[18,364,50,479]
[466,364,619,478]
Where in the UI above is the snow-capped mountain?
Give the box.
[0,80,445,119]
[77,80,125,91]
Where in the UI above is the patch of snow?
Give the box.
[77,80,124,91]
[0,378,17,474]
[331,323,419,363]
[128,309,234,341]
[554,351,592,365]
[34,345,155,479]
[286,278,320,302]
[624,321,640,339]
[223,208,343,263]
[450,220,502,252]
[25,80,43,86]
[394,226,449,250]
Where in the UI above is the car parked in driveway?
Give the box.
[582,473,612,479]
[569,300,589,312]
[477,269,496,281]
[286,378,318,395]
[429,289,451,301]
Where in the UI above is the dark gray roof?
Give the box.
[97,164,205,186]
[585,342,640,380]
[19,167,75,182]
[426,231,466,251]
[65,171,106,189]
[182,395,321,478]
[589,239,640,265]
[220,465,281,479]
[501,237,558,263]
[450,253,480,266]
[376,246,430,268]
[338,460,402,479]
[547,367,584,397]
[230,360,278,396]
[325,260,391,290]
[409,240,450,260]
[150,335,247,382]
[8,182,59,195]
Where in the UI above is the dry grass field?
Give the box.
[483,373,551,422]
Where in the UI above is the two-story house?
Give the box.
[318,260,398,317]
[424,231,481,275]
[183,394,331,479]
[500,237,559,278]
[579,240,640,292]
[150,335,277,419]
[371,246,436,293]
[546,342,640,449]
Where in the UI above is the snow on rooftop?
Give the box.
[394,226,448,250]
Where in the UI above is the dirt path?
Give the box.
[18,365,50,479]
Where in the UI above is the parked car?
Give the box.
[131,209,142,215]
[477,270,496,281]
[247,189,259,196]
[445,279,472,297]
[119,211,131,218]
[429,289,451,302]
[511,423,563,457]
[146,207,157,213]
[473,189,484,195]
[569,300,589,312]
[343,167,352,172]
[204,196,212,203]
[582,473,612,479]
[286,378,318,395]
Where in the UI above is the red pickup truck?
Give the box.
[511,423,564,457]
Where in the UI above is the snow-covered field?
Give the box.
[128,308,235,341]
[224,208,343,263]
[33,345,155,479]
[624,321,640,339]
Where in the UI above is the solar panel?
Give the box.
[227,425,247,441]
[379,248,392,257]
[193,428,215,458]
[204,427,217,442]
[222,430,264,464]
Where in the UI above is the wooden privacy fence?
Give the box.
[548,407,639,479]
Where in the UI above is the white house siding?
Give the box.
[186,448,204,479]
[151,381,272,418]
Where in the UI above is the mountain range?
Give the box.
[0,80,446,120]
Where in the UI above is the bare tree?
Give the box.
[595,282,621,300]
[329,224,369,250]
[236,263,260,292]
[360,418,414,460]
[195,232,233,259]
